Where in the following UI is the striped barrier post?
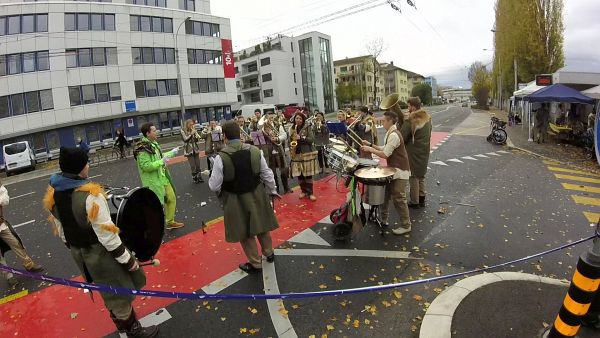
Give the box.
[544,225,600,337]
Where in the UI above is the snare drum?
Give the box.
[325,148,358,173]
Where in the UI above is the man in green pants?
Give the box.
[134,122,184,230]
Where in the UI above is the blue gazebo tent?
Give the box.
[524,83,594,104]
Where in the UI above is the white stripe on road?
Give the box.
[13,220,35,228]
[431,161,448,166]
[10,192,35,200]
[462,156,477,161]
[288,228,331,247]
[119,308,172,338]
[263,261,298,338]
[447,159,464,164]
[497,150,510,154]
[274,248,416,259]
[474,154,489,158]
[486,152,501,156]
[88,174,103,179]
[201,269,248,295]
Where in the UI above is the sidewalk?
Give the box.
[492,108,600,173]
[420,272,598,338]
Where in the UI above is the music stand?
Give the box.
[251,131,267,146]
[327,122,348,136]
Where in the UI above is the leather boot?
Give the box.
[419,196,426,207]
[274,175,281,194]
[280,174,291,194]
[118,310,159,338]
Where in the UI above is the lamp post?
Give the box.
[175,16,191,126]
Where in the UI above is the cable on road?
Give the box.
[1,230,598,300]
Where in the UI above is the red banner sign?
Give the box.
[221,39,235,78]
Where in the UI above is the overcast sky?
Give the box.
[211,0,600,88]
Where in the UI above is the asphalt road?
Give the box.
[1,105,595,338]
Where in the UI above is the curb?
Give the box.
[419,272,569,338]
[507,144,600,175]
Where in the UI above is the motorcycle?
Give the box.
[486,116,508,145]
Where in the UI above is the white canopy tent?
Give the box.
[514,81,545,97]
[582,85,600,100]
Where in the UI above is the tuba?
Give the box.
[381,93,403,121]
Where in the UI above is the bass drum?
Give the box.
[110,187,164,262]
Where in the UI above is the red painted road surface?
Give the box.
[0,132,448,338]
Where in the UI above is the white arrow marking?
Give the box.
[462,156,477,161]
[475,154,489,158]
[288,228,331,247]
[447,159,464,163]
[486,152,501,156]
[497,150,510,154]
[431,161,448,166]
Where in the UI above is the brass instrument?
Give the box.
[380,93,403,119]
[239,125,252,143]
[258,115,282,145]
[345,113,366,148]
[289,127,298,160]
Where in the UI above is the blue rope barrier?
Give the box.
[0,233,597,301]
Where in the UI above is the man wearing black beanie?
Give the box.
[43,147,158,338]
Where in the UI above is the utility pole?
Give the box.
[514,57,518,92]
[175,16,191,126]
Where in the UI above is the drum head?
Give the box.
[116,187,164,262]
[354,167,396,186]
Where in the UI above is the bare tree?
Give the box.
[365,37,386,108]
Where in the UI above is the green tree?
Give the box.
[492,0,564,98]
[411,83,433,105]
[469,62,492,107]
[335,84,350,107]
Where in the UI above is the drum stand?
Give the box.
[366,204,388,236]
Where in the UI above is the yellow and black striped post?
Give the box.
[545,228,600,337]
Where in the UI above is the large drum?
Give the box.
[107,187,164,262]
[354,167,395,206]
[325,147,358,173]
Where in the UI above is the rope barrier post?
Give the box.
[543,224,600,337]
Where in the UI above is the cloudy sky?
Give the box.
[211,0,600,88]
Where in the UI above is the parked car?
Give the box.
[3,141,36,176]
[282,105,308,120]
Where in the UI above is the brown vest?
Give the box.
[386,130,410,171]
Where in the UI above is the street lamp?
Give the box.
[175,16,191,126]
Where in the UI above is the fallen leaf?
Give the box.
[382,300,392,307]
[326,324,334,330]
[413,295,423,302]
[364,319,371,325]
[248,307,258,314]
[319,284,328,289]
[393,291,402,299]
[70,313,78,319]
[292,304,299,309]
[353,319,360,328]
[335,275,342,281]
[240,328,247,333]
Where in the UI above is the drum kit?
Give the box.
[324,137,396,241]
[105,186,164,266]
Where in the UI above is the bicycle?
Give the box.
[111,142,128,159]
[486,116,508,145]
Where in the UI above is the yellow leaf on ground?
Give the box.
[335,275,342,281]
[353,319,360,328]
[364,319,371,325]
[382,300,392,307]
[220,317,226,321]
[248,307,258,314]
[326,324,334,330]
[393,291,402,299]
[292,304,299,309]
[319,284,328,289]
[279,308,289,317]
[413,295,423,301]
[240,328,247,333]
[248,328,260,334]
[319,264,325,269]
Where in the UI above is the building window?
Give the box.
[126,0,167,8]
[293,73,296,83]
[262,73,272,82]
[65,13,115,31]
[179,0,195,11]
[263,89,273,98]
[132,47,175,64]
[260,57,270,66]
[237,95,241,102]
[185,20,220,37]
[0,90,53,119]
[292,57,295,67]
[0,51,50,76]
[130,15,172,33]
[340,66,347,72]
[0,14,47,35]
[187,49,223,64]
[295,88,298,95]
[190,78,226,94]
[65,48,117,68]
[68,83,121,106]
[135,79,178,98]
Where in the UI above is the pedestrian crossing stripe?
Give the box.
[561,183,600,194]
[555,174,600,184]
[548,166,600,177]
[583,212,600,223]
[571,195,600,207]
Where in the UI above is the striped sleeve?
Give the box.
[86,194,136,269]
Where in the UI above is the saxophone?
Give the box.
[289,127,299,161]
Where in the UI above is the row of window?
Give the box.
[186,49,222,65]
[0,14,48,36]
[185,20,220,37]
[130,15,173,33]
[189,78,226,94]
[132,47,175,65]
[135,79,179,98]
[65,13,115,31]
[126,0,167,7]
[66,48,118,68]
[0,90,54,119]
[69,83,121,106]
[0,51,49,77]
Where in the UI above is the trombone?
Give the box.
[345,113,366,148]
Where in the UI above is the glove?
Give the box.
[161,156,171,165]
[128,259,140,272]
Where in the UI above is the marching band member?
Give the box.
[337,110,348,125]
[181,119,204,183]
[312,111,330,172]
[263,110,291,194]
[201,120,224,173]
[249,109,262,132]
[353,106,378,159]
[1,179,44,287]
[208,121,280,273]
[289,112,320,201]
[236,115,253,144]
[134,123,184,230]
[360,111,412,235]
[44,147,158,338]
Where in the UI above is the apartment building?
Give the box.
[234,31,336,113]
[333,55,384,109]
[407,71,425,96]
[0,0,236,166]
[380,61,409,103]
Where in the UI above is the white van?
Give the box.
[235,104,277,120]
[3,141,36,176]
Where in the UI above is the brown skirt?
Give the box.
[291,151,320,177]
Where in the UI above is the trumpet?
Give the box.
[240,127,252,143]
[258,115,281,145]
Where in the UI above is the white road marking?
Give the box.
[10,192,36,200]
[434,124,442,128]
[432,146,439,150]
[263,261,298,338]
[497,150,510,154]
[447,159,464,164]
[431,161,448,166]
[201,269,248,294]
[486,152,501,156]
[474,154,489,158]
[274,248,416,259]
[88,174,103,179]
[317,214,333,225]
[119,308,172,338]
[462,156,478,161]
[13,220,35,228]
[288,228,331,247]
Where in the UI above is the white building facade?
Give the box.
[0,0,236,165]
[234,31,336,113]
